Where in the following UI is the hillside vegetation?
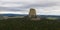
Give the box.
[0,18,60,30]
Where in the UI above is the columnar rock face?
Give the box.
[24,8,40,20]
[29,8,36,18]
[28,8,40,20]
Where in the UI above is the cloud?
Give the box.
[0,0,59,7]
[0,10,29,14]
[0,0,60,15]
[36,6,60,15]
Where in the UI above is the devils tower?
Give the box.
[28,8,40,20]
[24,8,40,20]
[29,8,37,18]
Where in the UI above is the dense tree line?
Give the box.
[0,18,60,30]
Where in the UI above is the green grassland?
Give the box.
[0,18,60,30]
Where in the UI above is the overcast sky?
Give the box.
[0,0,60,15]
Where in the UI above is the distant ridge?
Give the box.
[0,14,28,16]
[0,14,60,17]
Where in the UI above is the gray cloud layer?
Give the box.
[0,0,60,15]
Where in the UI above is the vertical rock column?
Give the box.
[29,8,37,18]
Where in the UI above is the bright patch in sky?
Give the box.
[0,0,60,15]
